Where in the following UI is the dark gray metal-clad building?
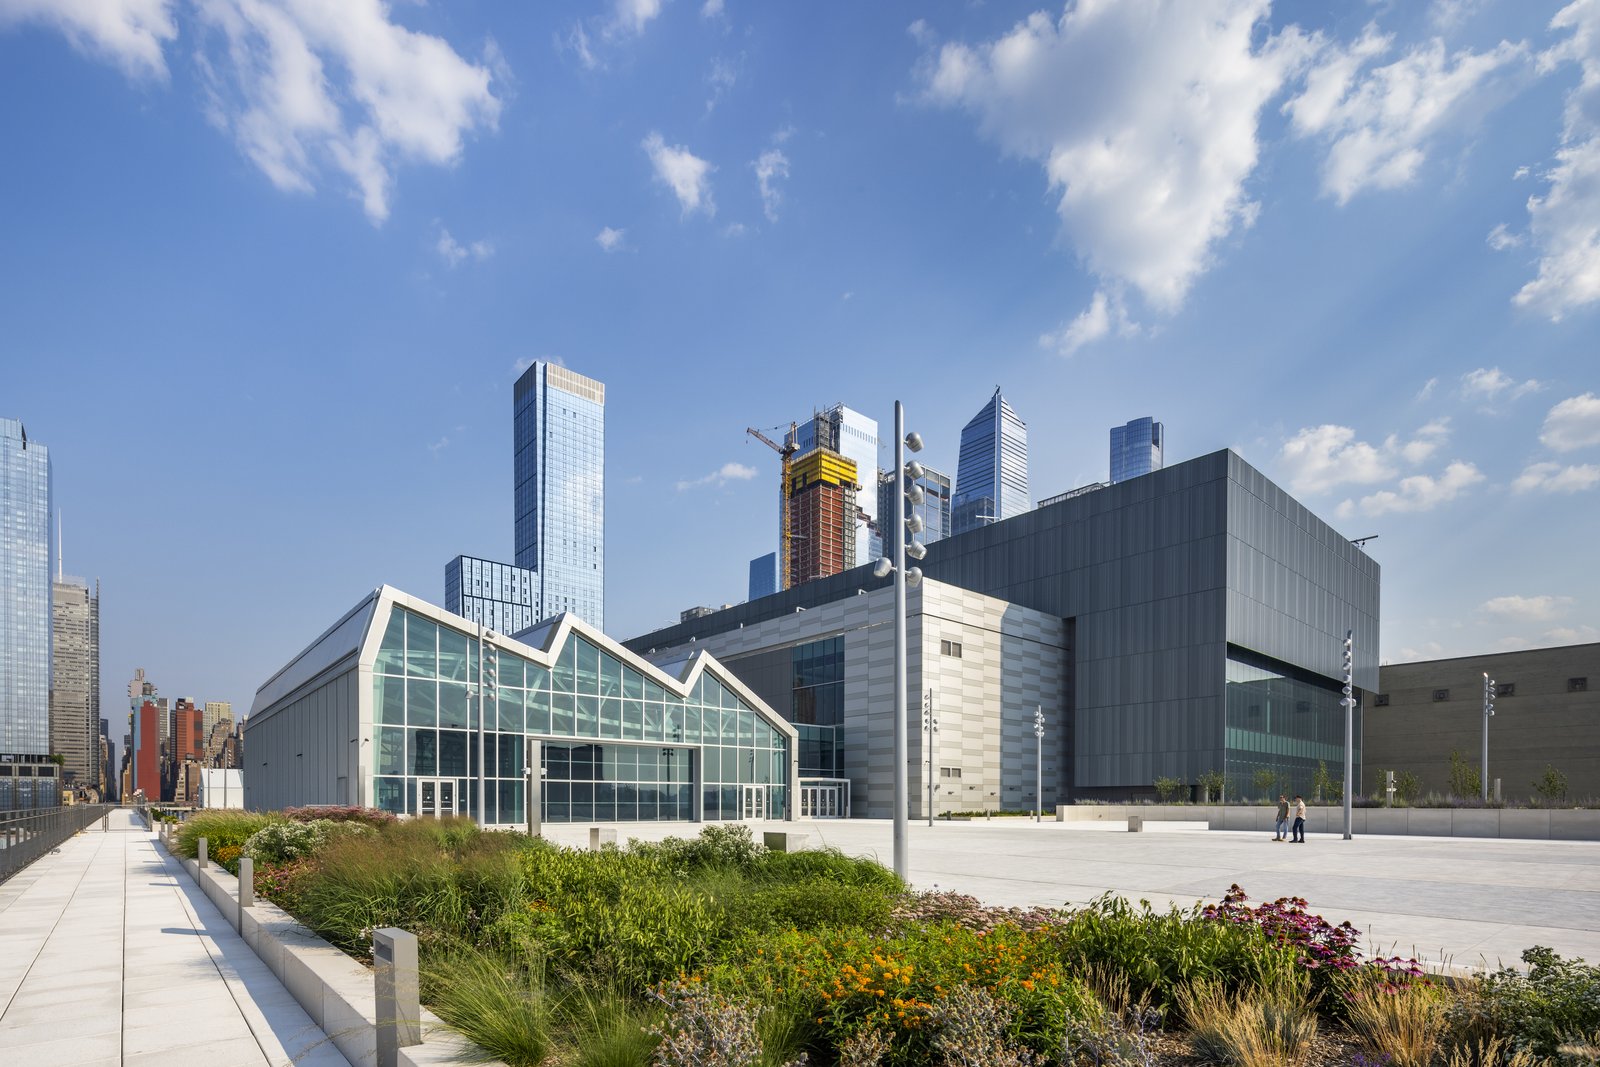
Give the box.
[626,450,1379,801]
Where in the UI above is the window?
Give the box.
[940,640,963,658]
[1570,677,1588,693]
[1374,693,1390,707]
[1432,689,1450,702]
[1495,682,1515,698]
[940,766,962,779]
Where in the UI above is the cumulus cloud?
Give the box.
[1546,624,1600,642]
[1342,461,1484,515]
[676,461,758,491]
[0,0,177,79]
[1461,366,1542,400]
[1541,392,1600,451]
[701,0,724,18]
[753,147,789,222]
[1480,594,1575,620]
[595,226,626,252]
[193,0,501,224]
[643,131,715,217]
[1511,461,1600,492]
[919,0,1314,317]
[1277,420,1449,494]
[1285,25,1527,204]
[1040,288,1140,356]
[1513,1,1600,319]
[566,0,665,70]
[436,227,492,267]
[705,56,738,114]
[1487,223,1525,250]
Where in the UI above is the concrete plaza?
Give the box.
[0,809,348,1067]
[542,817,1600,971]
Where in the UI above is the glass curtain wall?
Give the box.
[1224,646,1358,801]
[791,636,843,777]
[372,607,789,822]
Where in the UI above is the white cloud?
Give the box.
[428,435,450,454]
[753,147,789,222]
[194,0,501,224]
[1346,460,1484,515]
[919,0,1314,313]
[1511,461,1600,492]
[705,56,738,113]
[1277,419,1450,494]
[722,222,748,238]
[596,226,626,252]
[1396,642,1448,662]
[512,357,535,376]
[1541,392,1600,451]
[1415,376,1439,402]
[1546,624,1600,643]
[643,131,715,217]
[613,0,664,37]
[1461,366,1542,400]
[675,461,758,491]
[1486,222,1524,250]
[1480,594,1574,620]
[1513,1,1600,319]
[566,0,664,69]
[0,0,176,80]
[701,0,724,18]
[907,18,933,46]
[1284,25,1527,204]
[1514,164,1532,179]
[436,226,492,267]
[1039,288,1140,356]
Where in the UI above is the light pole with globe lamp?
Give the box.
[873,401,925,882]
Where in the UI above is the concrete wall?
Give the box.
[1367,643,1600,801]
[649,581,1067,819]
[1056,803,1600,840]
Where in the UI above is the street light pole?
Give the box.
[1342,630,1354,841]
[1482,672,1495,802]
[892,401,909,880]
[1034,706,1045,823]
[924,689,937,827]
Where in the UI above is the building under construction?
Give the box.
[785,448,858,587]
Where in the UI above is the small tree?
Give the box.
[1448,749,1482,798]
[1532,765,1568,804]
[1395,770,1422,804]
[1196,770,1225,804]
[1312,760,1332,804]
[1154,776,1184,804]
[1251,768,1278,800]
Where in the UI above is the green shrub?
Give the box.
[424,951,553,1067]
[172,809,280,860]
[1176,975,1318,1067]
[1154,777,1185,804]
[242,818,368,865]
[751,847,901,891]
[555,983,660,1067]
[1446,946,1600,1057]
[1051,894,1298,1011]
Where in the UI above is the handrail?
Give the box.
[0,804,116,884]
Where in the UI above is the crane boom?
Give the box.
[746,423,799,590]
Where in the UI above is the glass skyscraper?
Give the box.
[1,418,57,809]
[446,555,540,634]
[1110,416,1164,483]
[748,552,779,602]
[872,464,951,559]
[514,362,606,630]
[50,576,100,790]
[951,388,1029,536]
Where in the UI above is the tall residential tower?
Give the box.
[950,388,1029,537]
[50,574,99,791]
[513,362,606,629]
[0,418,58,809]
[1110,417,1164,483]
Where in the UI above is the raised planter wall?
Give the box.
[1056,804,1600,841]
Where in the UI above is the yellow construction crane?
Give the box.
[746,422,799,589]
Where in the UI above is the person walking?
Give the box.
[1291,794,1307,843]
[1274,794,1289,841]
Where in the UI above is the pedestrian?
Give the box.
[1274,794,1289,841]
[1292,794,1307,843]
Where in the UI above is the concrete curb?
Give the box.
[164,837,503,1067]
[1055,803,1600,840]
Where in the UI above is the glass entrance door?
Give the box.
[799,783,844,818]
[740,784,767,821]
[419,778,456,818]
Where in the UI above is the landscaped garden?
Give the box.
[172,807,1600,1066]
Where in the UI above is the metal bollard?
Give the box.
[373,928,422,1067]
[198,836,208,869]
[238,857,254,909]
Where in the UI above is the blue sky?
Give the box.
[2,0,1597,721]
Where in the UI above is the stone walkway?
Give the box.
[0,809,348,1067]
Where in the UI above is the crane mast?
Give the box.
[745,422,799,590]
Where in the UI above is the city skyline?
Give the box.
[2,2,1597,718]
